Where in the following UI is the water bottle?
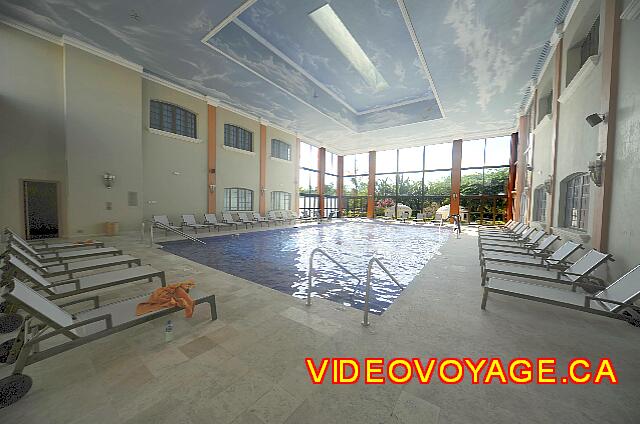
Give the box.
[164,320,173,342]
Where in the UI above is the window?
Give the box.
[580,17,600,68]
[538,91,553,122]
[271,139,291,161]
[563,174,590,230]
[224,124,253,152]
[150,100,196,139]
[271,191,291,210]
[299,142,320,216]
[224,188,253,211]
[533,185,547,222]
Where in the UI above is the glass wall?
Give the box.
[373,143,453,219]
[342,153,369,217]
[299,141,320,217]
[460,136,511,224]
[324,152,339,217]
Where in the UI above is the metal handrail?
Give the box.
[306,247,362,306]
[362,257,403,327]
[144,220,205,246]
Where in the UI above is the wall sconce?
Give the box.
[588,153,605,187]
[452,192,458,199]
[544,175,553,194]
[260,187,266,194]
[103,172,116,189]
[209,184,216,193]
[586,113,607,127]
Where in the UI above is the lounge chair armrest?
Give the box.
[584,296,640,312]
[47,278,81,291]
[56,295,100,309]
[482,257,546,268]
[28,314,113,345]
[484,268,565,284]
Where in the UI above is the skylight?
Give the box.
[309,4,389,91]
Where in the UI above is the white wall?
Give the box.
[141,79,208,223]
[266,127,297,210]
[608,6,640,277]
[63,45,143,235]
[215,108,261,211]
[0,23,66,237]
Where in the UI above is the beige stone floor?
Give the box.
[1,221,639,423]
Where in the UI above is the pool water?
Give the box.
[160,221,448,314]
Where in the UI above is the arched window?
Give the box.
[224,188,253,211]
[563,174,590,230]
[533,185,547,222]
[271,191,291,210]
[224,124,253,152]
[150,100,196,138]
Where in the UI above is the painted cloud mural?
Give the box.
[0,0,567,153]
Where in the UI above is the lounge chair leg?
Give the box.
[159,274,167,287]
[0,373,33,408]
[207,296,217,321]
[481,288,489,309]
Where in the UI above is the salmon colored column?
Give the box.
[514,115,528,221]
[259,124,267,215]
[318,147,326,217]
[207,105,217,213]
[591,0,621,251]
[293,138,301,214]
[450,140,462,218]
[337,155,344,217]
[367,151,376,218]
[547,40,563,230]
[505,132,518,221]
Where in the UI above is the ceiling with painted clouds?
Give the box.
[0,0,567,153]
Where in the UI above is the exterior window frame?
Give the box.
[271,191,292,210]
[150,100,197,139]
[533,185,547,222]
[271,139,291,161]
[563,174,590,230]
[224,187,254,211]
[224,124,254,152]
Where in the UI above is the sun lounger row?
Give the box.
[152,211,299,234]
[0,229,217,408]
[477,222,640,327]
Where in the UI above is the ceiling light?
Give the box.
[309,4,388,91]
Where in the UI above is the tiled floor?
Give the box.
[1,221,639,423]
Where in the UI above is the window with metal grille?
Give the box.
[224,188,253,211]
[533,185,547,222]
[563,174,590,230]
[150,100,196,138]
[271,139,291,161]
[224,124,253,152]
[580,17,600,67]
[271,191,291,210]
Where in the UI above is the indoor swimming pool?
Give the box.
[160,222,448,314]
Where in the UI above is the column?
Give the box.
[367,151,376,218]
[259,124,267,214]
[337,155,344,217]
[514,115,528,221]
[318,147,326,217]
[450,139,462,219]
[293,138,301,214]
[547,39,563,231]
[591,0,621,251]
[207,105,217,213]
[505,132,518,221]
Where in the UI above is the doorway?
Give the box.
[23,180,59,240]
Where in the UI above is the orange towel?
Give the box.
[136,280,197,318]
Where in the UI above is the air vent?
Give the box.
[128,191,138,207]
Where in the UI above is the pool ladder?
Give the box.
[141,220,206,246]
[307,248,403,327]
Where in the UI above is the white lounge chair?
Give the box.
[181,215,210,234]
[481,265,640,326]
[203,213,229,231]
[5,228,104,252]
[252,212,270,226]
[7,233,122,263]
[237,212,257,228]
[482,249,613,292]
[4,254,166,299]
[6,243,141,279]
[267,211,285,225]
[0,278,216,408]
[152,215,182,235]
[222,212,243,229]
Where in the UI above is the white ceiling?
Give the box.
[0,0,569,153]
